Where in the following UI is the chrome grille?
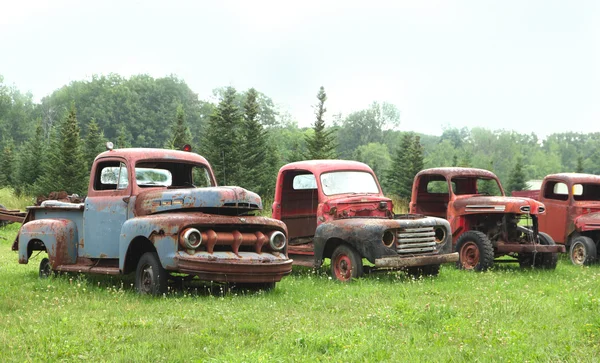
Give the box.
[396,227,436,254]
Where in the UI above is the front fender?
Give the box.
[313,216,452,266]
[18,219,78,267]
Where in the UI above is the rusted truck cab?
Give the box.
[410,167,565,271]
[12,147,292,294]
[272,160,458,281]
[521,173,600,266]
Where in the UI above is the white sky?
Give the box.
[1,0,598,138]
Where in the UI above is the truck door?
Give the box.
[82,160,131,258]
[538,180,569,243]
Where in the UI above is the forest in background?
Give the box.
[0,73,599,200]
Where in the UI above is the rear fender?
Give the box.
[18,219,78,266]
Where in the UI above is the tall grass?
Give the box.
[0,187,34,211]
[1,222,599,361]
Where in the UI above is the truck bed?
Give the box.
[511,190,540,200]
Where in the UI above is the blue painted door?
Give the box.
[82,162,131,258]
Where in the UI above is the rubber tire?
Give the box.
[535,232,558,269]
[455,231,494,271]
[570,236,597,266]
[331,245,363,282]
[135,252,168,296]
[39,257,52,278]
[406,264,440,278]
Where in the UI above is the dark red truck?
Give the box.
[512,173,600,266]
[272,160,458,281]
[410,167,565,271]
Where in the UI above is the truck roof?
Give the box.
[95,148,211,165]
[417,167,498,179]
[544,173,600,184]
[279,160,374,174]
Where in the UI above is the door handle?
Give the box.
[123,197,130,203]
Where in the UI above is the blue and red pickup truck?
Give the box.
[12,145,292,294]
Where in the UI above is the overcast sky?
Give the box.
[1,0,598,137]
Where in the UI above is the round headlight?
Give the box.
[181,228,202,249]
[269,231,287,251]
[434,227,446,244]
[382,230,395,247]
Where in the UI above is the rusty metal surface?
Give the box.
[535,173,600,244]
[0,209,26,223]
[415,167,500,182]
[375,252,459,268]
[274,160,457,271]
[135,186,262,215]
[15,147,293,286]
[495,242,566,253]
[409,167,568,263]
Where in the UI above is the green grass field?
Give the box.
[1,223,599,362]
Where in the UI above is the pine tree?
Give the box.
[201,87,243,186]
[409,136,424,179]
[0,139,15,187]
[304,87,337,159]
[16,121,45,192]
[166,104,192,150]
[385,133,414,198]
[576,155,584,173]
[36,104,88,196]
[117,125,131,148]
[507,156,527,192]
[84,118,106,170]
[239,88,274,196]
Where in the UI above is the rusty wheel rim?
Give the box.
[571,243,586,265]
[140,264,154,293]
[460,241,480,269]
[334,254,352,281]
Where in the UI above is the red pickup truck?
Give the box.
[410,167,564,271]
[512,173,600,266]
[271,160,458,281]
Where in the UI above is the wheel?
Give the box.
[570,236,597,266]
[536,232,558,269]
[135,252,168,295]
[406,264,440,278]
[455,231,494,271]
[518,232,558,269]
[331,245,363,282]
[39,257,52,278]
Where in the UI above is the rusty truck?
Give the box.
[12,145,292,294]
[410,167,565,271]
[512,173,600,266]
[271,160,458,281]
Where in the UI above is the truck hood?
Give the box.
[135,186,262,216]
[325,194,392,219]
[574,212,600,231]
[453,195,545,215]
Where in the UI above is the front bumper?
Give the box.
[174,251,293,283]
[375,252,459,268]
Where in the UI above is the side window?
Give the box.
[543,181,568,201]
[95,161,128,191]
[192,167,212,188]
[427,181,449,193]
[117,163,128,190]
[293,174,317,190]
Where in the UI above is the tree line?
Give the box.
[0,73,599,201]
